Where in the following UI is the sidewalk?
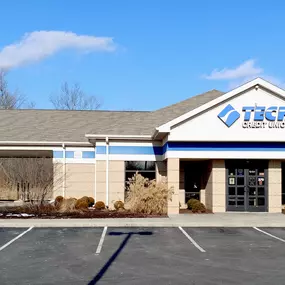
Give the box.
[0,213,285,227]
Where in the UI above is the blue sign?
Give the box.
[218,105,285,128]
[218,104,240,127]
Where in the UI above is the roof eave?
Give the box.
[85,134,153,141]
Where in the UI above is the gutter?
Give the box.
[0,141,91,146]
[85,134,152,141]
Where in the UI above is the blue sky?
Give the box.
[1,0,285,110]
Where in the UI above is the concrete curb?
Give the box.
[0,213,285,227]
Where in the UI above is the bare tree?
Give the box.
[0,70,32,109]
[50,81,101,110]
[0,157,63,204]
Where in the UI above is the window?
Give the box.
[125,161,156,186]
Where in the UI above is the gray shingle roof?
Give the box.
[151,89,224,127]
[0,89,223,142]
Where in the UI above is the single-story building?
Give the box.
[1,77,285,214]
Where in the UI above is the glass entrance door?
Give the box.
[226,160,268,212]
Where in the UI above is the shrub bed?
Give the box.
[94,201,105,210]
[0,204,165,219]
[181,198,209,214]
[124,173,173,215]
[114,200,124,210]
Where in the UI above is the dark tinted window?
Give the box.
[125,161,155,171]
[125,161,156,187]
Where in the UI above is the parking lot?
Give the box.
[1,227,285,284]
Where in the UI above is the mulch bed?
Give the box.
[179,208,213,214]
[0,207,167,219]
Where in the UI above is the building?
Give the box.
[1,78,285,213]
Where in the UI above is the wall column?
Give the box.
[268,160,282,213]
[212,159,226,212]
[167,158,180,214]
[95,160,107,203]
[109,161,125,209]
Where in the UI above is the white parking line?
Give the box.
[253,227,285,243]
[0,226,34,252]
[178,226,206,253]
[95,226,107,255]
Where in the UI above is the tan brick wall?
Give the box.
[179,161,185,190]
[200,189,206,205]
[65,163,95,199]
[268,160,282,213]
[203,160,226,212]
[109,161,125,209]
[156,161,167,183]
[211,159,226,212]
[53,162,63,198]
[167,158,180,214]
[205,161,213,210]
[96,160,106,203]
[0,187,18,200]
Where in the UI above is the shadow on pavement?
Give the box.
[88,230,153,285]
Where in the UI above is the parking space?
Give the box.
[94,227,203,284]
[0,227,29,248]
[0,228,106,285]
[183,227,285,284]
[257,227,285,240]
[0,227,285,284]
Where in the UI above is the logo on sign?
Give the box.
[218,105,285,129]
[217,104,240,127]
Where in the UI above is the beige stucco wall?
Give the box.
[167,158,180,214]
[268,160,282,213]
[65,163,95,198]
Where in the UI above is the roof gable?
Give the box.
[163,78,285,142]
[156,78,285,133]
[151,89,224,127]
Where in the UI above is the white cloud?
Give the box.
[228,74,285,90]
[204,59,285,90]
[0,31,116,69]
[204,59,263,80]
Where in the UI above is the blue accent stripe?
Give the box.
[165,142,285,152]
[82,151,95,159]
[65,151,74,158]
[96,146,106,154]
[53,151,63,158]
[96,146,163,155]
[109,146,162,155]
[54,142,285,158]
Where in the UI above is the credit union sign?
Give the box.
[218,104,285,128]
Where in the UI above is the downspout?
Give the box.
[62,143,66,197]
[94,144,97,202]
[106,137,109,207]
